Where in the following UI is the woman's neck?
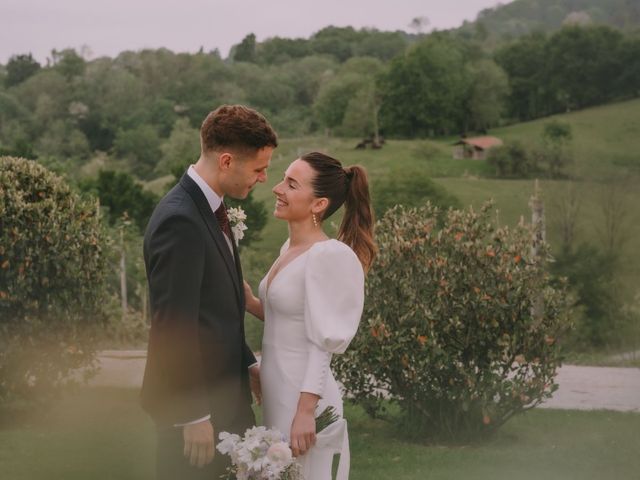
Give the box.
[287,218,328,248]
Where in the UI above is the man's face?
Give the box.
[223,146,273,199]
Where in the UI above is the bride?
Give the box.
[244,152,376,479]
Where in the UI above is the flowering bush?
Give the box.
[0,157,110,407]
[333,203,571,441]
[217,426,301,480]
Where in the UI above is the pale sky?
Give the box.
[0,0,508,64]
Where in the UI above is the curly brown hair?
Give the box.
[200,105,278,154]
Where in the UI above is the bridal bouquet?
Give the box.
[217,426,301,480]
[227,206,248,245]
[216,406,340,480]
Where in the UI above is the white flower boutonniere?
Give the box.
[227,206,248,246]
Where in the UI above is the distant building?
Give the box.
[453,136,503,160]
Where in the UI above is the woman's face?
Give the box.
[272,159,326,222]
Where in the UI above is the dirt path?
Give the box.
[92,351,640,413]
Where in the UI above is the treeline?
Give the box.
[0,24,638,180]
[458,0,640,40]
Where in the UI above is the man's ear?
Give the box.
[311,197,329,216]
[218,152,233,170]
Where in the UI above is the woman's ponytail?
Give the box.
[301,152,377,272]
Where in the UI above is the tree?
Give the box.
[79,169,158,232]
[465,59,510,132]
[0,157,110,407]
[314,73,367,132]
[112,125,162,179]
[379,36,471,136]
[538,120,573,177]
[310,26,359,62]
[5,54,41,87]
[158,118,200,177]
[545,25,624,110]
[487,142,535,178]
[52,48,86,79]
[233,33,257,63]
[495,32,550,120]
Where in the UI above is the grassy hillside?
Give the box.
[142,100,640,350]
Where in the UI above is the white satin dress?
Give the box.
[259,239,364,480]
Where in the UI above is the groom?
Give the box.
[141,105,278,479]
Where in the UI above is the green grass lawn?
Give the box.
[1,388,639,480]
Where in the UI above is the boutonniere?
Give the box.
[227,207,248,246]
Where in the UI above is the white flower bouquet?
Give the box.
[216,406,340,480]
[216,426,302,480]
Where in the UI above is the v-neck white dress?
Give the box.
[259,239,364,480]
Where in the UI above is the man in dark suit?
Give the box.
[141,105,278,479]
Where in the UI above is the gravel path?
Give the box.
[92,351,640,413]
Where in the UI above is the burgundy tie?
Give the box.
[214,203,233,239]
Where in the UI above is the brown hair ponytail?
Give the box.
[300,152,377,272]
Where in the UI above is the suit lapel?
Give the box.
[179,174,242,305]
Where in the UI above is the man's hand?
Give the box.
[249,364,262,405]
[183,419,214,468]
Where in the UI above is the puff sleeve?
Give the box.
[300,240,365,396]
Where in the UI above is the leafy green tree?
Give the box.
[353,30,408,61]
[233,33,258,63]
[310,26,359,62]
[314,73,367,132]
[5,54,41,87]
[552,243,619,348]
[79,169,158,232]
[334,203,570,441]
[36,119,91,163]
[112,125,162,178]
[0,157,110,407]
[257,37,311,64]
[158,118,200,177]
[487,142,535,178]
[52,48,86,79]
[495,32,550,120]
[617,34,640,97]
[538,120,573,177]
[465,59,510,131]
[379,35,471,136]
[546,25,624,110]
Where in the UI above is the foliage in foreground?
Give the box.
[0,157,110,406]
[334,203,571,441]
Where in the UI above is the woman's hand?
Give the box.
[290,392,320,457]
[243,280,264,320]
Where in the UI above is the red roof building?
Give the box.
[453,136,503,160]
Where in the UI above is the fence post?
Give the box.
[120,227,127,322]
[529,179,545,323]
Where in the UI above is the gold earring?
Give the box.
[312,214,318,227]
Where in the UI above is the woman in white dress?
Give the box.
[244,152,376,480]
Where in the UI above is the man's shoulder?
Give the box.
[145,184,200,236]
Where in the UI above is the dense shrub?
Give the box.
[0,157,110,406]
[334,203,570,441]
[372,167,460,218]
[487,142,536,178]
